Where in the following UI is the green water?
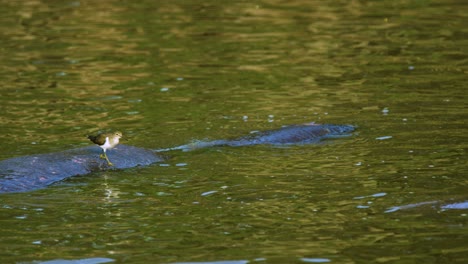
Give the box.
[0,0,467,263]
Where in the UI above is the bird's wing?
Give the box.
[89,134,107,145]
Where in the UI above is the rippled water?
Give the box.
[0,1,467,263]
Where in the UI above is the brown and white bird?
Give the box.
[87,131,122,166]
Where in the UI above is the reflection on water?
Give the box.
[0,0,467,263]
[34,258,115,264]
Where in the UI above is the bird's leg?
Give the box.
[103,152,114,166]
[98,150,113,166]
[99,150,106,159]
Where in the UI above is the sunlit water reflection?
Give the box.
[0,0,467,263]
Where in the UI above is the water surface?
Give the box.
[0,0,467,263]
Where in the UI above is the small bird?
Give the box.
[88,131,123,166]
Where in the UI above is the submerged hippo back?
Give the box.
[226,124,355,146]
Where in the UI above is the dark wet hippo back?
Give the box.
[0,145,162,193]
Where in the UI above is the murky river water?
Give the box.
[0,0,467,263]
